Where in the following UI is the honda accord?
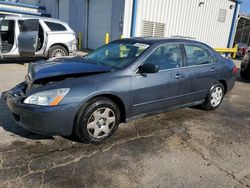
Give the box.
[5,38,237,143]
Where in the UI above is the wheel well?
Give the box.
[91,94,126,123]
[218,80,227,93]
[49,43,69,53]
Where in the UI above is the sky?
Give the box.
[240,0,250,14]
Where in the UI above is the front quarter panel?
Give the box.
[34,71,132,115]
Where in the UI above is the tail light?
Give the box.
[233,66,238,75]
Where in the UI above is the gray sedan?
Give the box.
[5,38,237,143]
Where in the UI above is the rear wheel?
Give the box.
[201,82,224,110]
[74,97,120,143]
[48,45,68,58]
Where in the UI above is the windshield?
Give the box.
[84,41,150,69]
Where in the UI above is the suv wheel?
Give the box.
[48,45,68,58]
[201,82,224,110]
[74,97,120,143]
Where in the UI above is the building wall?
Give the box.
[68,0,87,47]
[123,0,133,38]
[17,0,237,49]
[39,0,122,49]
[87,0,113,49]
[111,0,125,41]
[124,0,236,48]
[40,0,58,18]
[59,0,69,23]
[39,0,87,48]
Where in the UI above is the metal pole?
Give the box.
[105,33,110,44]
[86,0,89,49]
[78,32,82,50]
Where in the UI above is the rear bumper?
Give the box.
[5,85,80,136]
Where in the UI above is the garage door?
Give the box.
[88,0,112,49]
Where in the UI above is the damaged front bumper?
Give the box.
[5,82,79,136]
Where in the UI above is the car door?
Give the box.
[18,19,39,57]
[130,43,188,117]
[182,43,219,103]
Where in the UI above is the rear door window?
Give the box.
[44,21,67,31]
[184,44,215,66]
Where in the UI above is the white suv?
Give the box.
[0,15,77,59]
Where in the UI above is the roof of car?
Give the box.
[115,37,207,46]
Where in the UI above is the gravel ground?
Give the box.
[0,58,250,188]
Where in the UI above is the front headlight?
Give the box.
[24,88,70,106]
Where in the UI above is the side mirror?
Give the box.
[138,63,159,74]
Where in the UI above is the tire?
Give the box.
[74,97,121,143]
[201,82,225,110]
[48,45,68,58]
[240,70,249,80]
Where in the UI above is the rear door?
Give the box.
[18,19,39,57]
[182,43,219,102]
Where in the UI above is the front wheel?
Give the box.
[201,82,224,110]
[74,97,120,143]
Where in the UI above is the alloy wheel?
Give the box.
[87,107,116,139]
[210,86,223,107]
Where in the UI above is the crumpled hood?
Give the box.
[28,57,112,83]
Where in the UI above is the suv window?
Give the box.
[1,20,14,32]
[45,21,67,31]
[143,44,182,70]
[184,44,214,66]
[19,19,39,32]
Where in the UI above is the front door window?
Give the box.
[143,44,182,70]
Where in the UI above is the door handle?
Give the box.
[174,73,184,79]
[210,67,216,72]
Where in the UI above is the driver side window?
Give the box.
[143,44,182,70]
